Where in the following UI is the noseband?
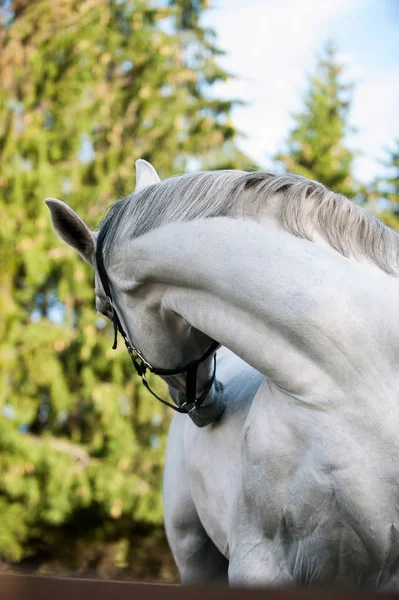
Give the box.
[95,225,219,414]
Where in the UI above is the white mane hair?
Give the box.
[98,170,399,275]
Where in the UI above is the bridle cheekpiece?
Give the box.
[95,225,219,414]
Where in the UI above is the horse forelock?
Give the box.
[97,170,399,275]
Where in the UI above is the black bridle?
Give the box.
[95,226,219,414]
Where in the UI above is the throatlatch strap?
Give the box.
[112,319,118,350]
[136,355,216,414]
[185,364,199,403]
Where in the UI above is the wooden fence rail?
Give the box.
[1,575,399,600]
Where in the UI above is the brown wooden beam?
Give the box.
[1,574,398,600]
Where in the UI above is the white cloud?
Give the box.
[204,0,399,183]
[350,72,399,181]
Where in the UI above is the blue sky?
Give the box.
[204,0,399,183]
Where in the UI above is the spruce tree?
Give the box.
[0,0,253,578]
[382,140,399,206]
[275,43,356,198]
[373,139,399,232]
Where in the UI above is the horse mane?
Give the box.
[99,170,399,276]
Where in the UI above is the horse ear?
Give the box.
[45,198,95,265]
[135,159,161,191]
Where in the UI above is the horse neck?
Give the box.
[124,217,347,399]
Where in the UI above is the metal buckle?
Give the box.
[179,400,196,413]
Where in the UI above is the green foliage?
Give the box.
[0,0,253,578]
[374,139,399,232]
[381,139,399,205]
[275,43,356,197]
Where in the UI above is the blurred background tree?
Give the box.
[275,43,357,199]
[383,140,399,208]
[0,0,254,580]
[375,140,399,231]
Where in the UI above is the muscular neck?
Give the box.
[122,217,335,398]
